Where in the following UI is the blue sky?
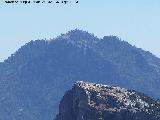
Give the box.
[0,0,160,61]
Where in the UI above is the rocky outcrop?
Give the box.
[55,81,160,120]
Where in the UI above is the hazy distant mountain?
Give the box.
[55,81,160,120]
[0,29,160,120]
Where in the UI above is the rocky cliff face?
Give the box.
[55,81,160,120]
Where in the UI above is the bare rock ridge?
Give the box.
[55,81,160,120]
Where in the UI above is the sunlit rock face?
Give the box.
[55,81,160,120]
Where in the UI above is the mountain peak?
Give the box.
[66,29,96,39]
[57,29,93,38]
[68,29,89,34]
[56,29,99,48]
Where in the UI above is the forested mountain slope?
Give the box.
[0,29,160,120]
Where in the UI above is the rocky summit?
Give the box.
[55,81,160,120]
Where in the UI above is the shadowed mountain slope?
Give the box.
[0,29,160,120]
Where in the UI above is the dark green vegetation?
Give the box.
[0,29,160,120]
